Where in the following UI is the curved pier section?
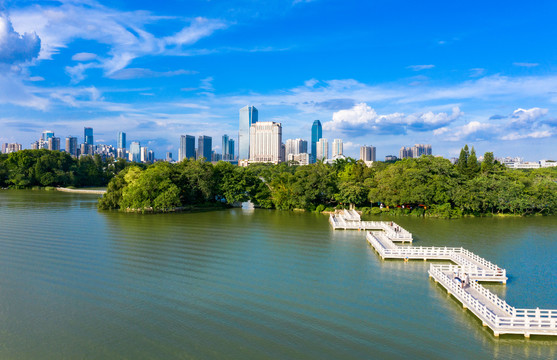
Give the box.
[360,221,557,337]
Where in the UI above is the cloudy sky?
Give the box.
[1,0,556,160]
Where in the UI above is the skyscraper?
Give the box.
[42,130,54,142]
[228,138,235,159]
[249,122,282,163]
[197,135,212,161]
[332,139,343,158]
[316,138,328,161]
[179,135,195,161]
[239,105,258,160]
[48,137,60,151]
[222,134,230,160]
[130,141,141,162]
[84,127,94,145]
[285,139,308,156]
[311,120,322,163]
[66,137,78,157]
[118,132,126,150]
[360,145,376,162]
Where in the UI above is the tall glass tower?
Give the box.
[222,134,230,160]
[118,132,126,149]
[238,105,258,160]
[197,136,212,161]
[84,127,94,145]
[179,135,195,161]
[311,120,322,163]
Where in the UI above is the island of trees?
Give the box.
[1,146,556,217]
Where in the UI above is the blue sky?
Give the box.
[1,0,557,160]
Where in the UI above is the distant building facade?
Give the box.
[360,145,376,162]
[1,143,22,154]
[311,120,322,163]
[118,132,126,150]
[84,127,94,145]
[179,135,195,161]
[332,139,343,158]
[249,121,282,163]
[315,138,329,161]
[65,137,78,157]
[48,137,60,151]
[287,152,310,165]
[197,135,212,161]
[239,105,258,160]
[400,144,432,159]
[130,141,141,162]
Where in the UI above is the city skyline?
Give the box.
[1,1,556,161]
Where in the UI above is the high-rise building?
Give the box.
[239,105,258,160]
[285,138,308,156]
[222,134,231,160]
[84,127,94,145]
[332,139,343,158]
[178,135,196,161]
[2,143,22,154]
[130,141,141,162]
[311,120,322,163]
[42,130,54,142]
[385,155,397,162]
[117,148,126,159]
[118,132,126,150]
[316,138,329,161]
[197,135,212,161]
[65,137,78,157]
[360,145,376,162]
[166,152,173,162]
[412,144,432,158]
[148,150,155,163]
[249,121,282,163]
[399,144,432,159]
[399,146,412,159]
[228,138,235,159]
[47,137,60,151]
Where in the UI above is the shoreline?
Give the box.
[56,187,106,195]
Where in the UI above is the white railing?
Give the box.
[429,265,500,325]
[430,264,557,332]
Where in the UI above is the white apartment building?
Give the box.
[316,138,329,161]
[332,139,343,158]
[249,121,282,163]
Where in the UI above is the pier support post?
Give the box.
[524,333,530,339]
[493,332,499,337]
[482,322,487,327]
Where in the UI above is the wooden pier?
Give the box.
[362,222,557,337]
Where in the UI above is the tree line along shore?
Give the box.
[1,147,556,218]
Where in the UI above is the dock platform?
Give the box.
[362,222,557,337]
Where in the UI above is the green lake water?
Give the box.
[0,190,555,359]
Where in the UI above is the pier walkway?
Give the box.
[329,210,412,242]
[360,221,557,337]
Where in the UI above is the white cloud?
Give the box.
[0,72,48,109]
[72,52,97,61]
[323,103,462,135]
[0,12,40,63]
[501,131,552,141]
[407,64,435,71]
[433,121,493,141]
[513,62,539,67]
[510,107,548,126]
[10,1,226,80]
